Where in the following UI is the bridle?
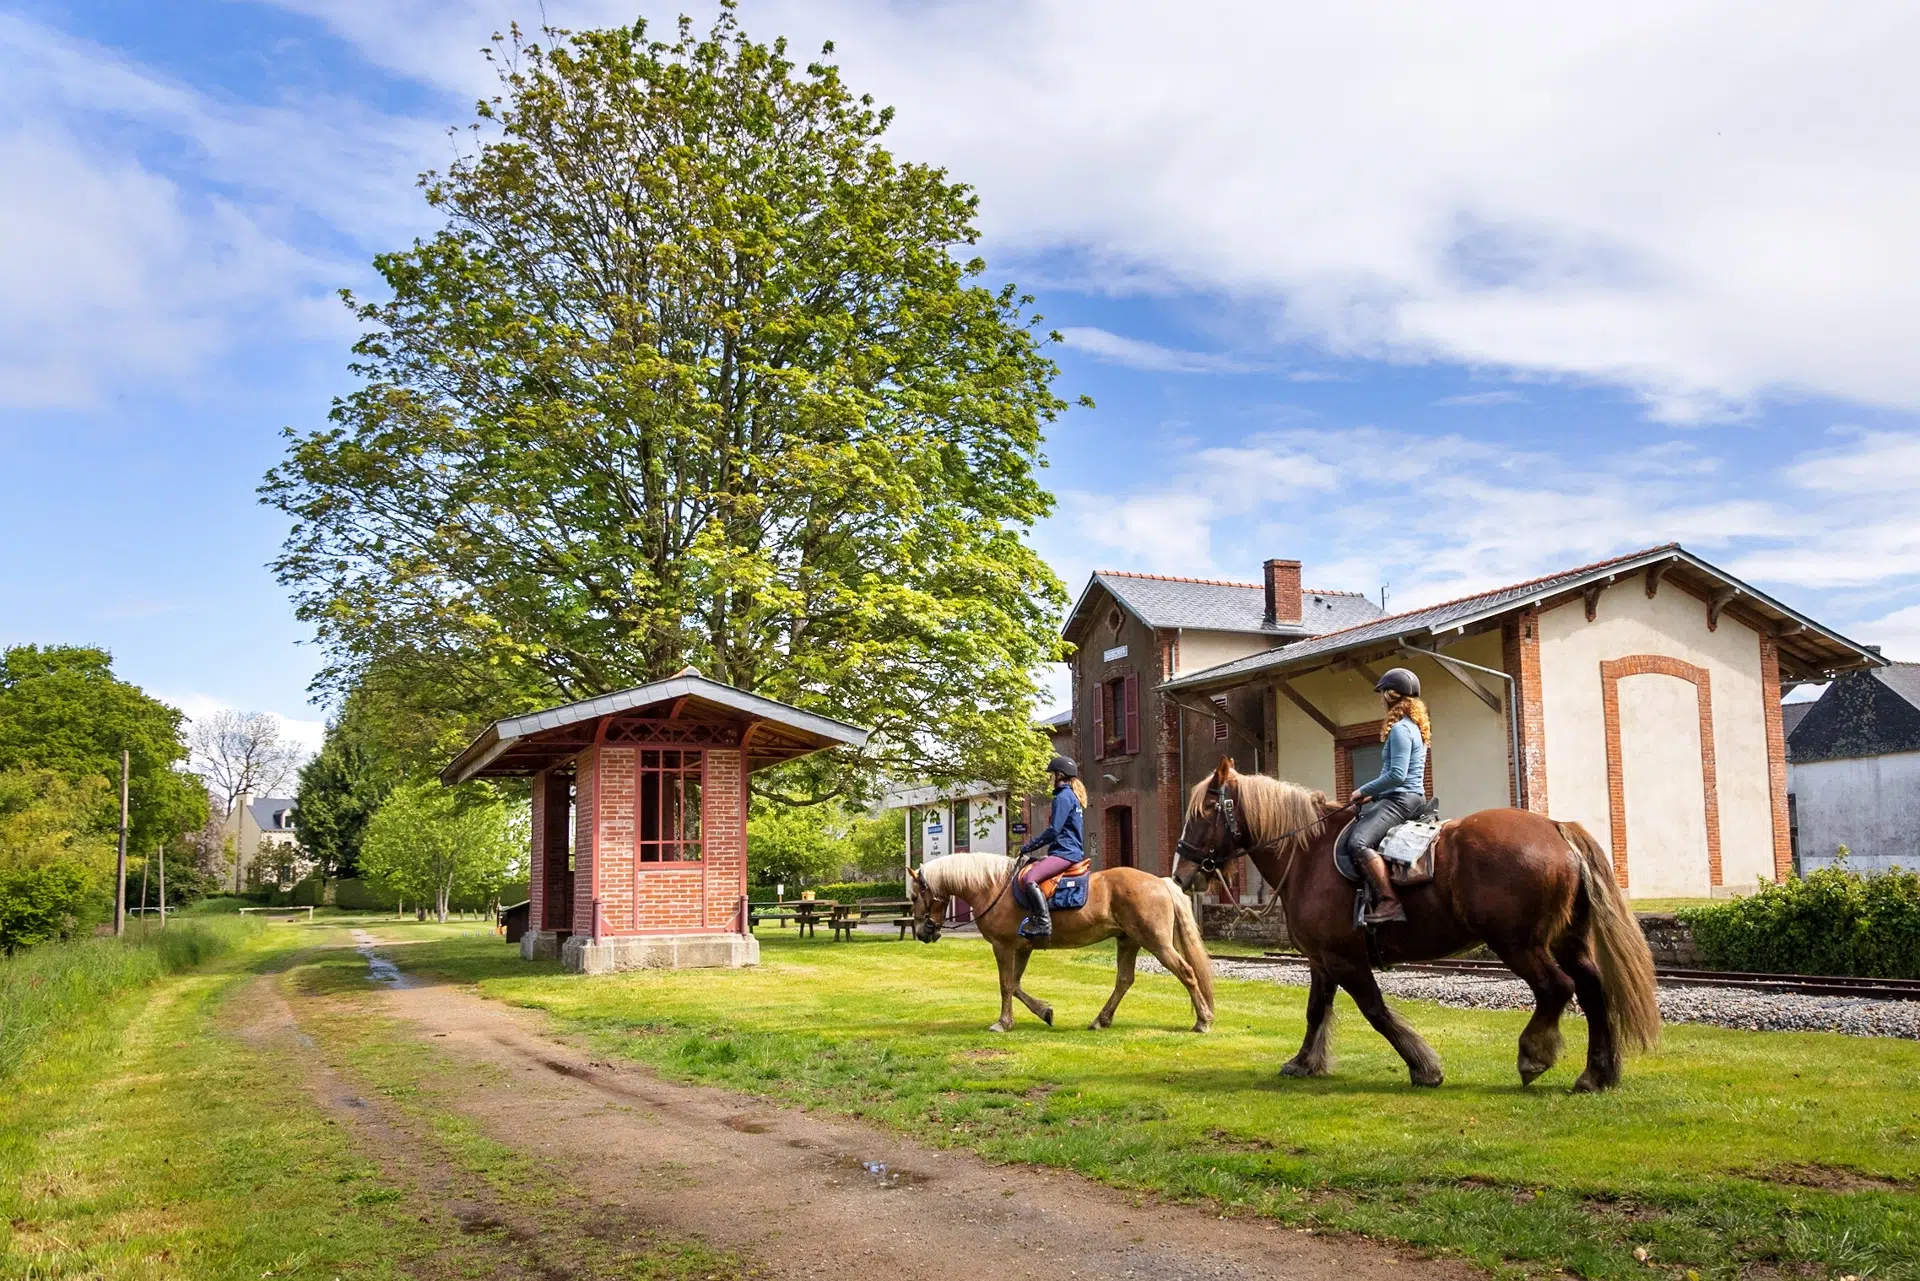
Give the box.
[908,861,1022,942]
[1173,779,1358,895]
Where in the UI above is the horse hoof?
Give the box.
[1087,1019,1108,1031]
[1191,1022,1211,1034]
[1411,1070,1445,1088]
[987,1022,1010,1034]
[1518,1061,1548,1086]
[1278,1060,1322,1078]
[1571,1070,1613,1093]
[1041,1008,1054,1027]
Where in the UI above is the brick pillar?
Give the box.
[1154,631,1181,875]
[572,747,598,936]
[703,749,747,931]
[529,769,549,930]
[596,746,636,932]
[1502,607,1549,812]
[541,768,572,929]
[1759,636,1793,883]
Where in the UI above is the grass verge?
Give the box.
[386,923,1920,1281]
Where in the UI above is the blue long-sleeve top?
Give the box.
[1358,716,1427,799]
[1018,784,1084,861]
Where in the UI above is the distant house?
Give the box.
[885,782,1014,868]
[223,792,300,890]
[1786,662,1920,875]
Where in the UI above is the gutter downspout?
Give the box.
[1398,642,1527,811]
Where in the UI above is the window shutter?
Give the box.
[1212,695,1229,743]
[1123,672,1141,756]
[1092,684,1106,762]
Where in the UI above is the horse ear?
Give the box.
[1214,756,1236,783]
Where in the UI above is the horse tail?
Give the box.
[1558,820,1660,1055]
[1163,878,1215,1014]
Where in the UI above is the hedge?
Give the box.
[760,880,906,903]
[1678,865,1920,978]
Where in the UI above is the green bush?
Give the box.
[798,880,906,903]
[1679,865,1920,977]
[0,917,255,1082]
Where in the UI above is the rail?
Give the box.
[1211,951,1920,1003]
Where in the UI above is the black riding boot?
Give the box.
[1359,852,1407,925]
[1020,881,1053,939]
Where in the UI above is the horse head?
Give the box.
[1172,757,1243,894]
[904,866,950,944]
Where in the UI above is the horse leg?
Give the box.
[988,942,1019,1032]
[1496,944,1576,1085]
[1332,962,1444,1087]
[1553,936,1621,1092]
[1090,940,1138,1029]
[1279,967,1337,1078]
[1142,936,1211,1033]
[1012,949,1055,1027]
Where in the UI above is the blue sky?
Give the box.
[6,0,1920,748]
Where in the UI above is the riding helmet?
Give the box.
[1046,754,1080,779]
[1374,667,1421,698]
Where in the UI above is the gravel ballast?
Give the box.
[1145,955,1920,1039]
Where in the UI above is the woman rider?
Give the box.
[1013,755,1086,939]
[1341,668,1432,925]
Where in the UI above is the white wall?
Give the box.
[1791,751,1920,874]
[1177,629,1275,678]
[1617,671,1713,897]
[1537,584,1778,893]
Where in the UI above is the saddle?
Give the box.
[1334,798,1444,890]
[1038,860,1093,911]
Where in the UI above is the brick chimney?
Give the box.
[1263,559,1302,627]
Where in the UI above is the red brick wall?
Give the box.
[702,749,747,931]
[1759,637,1792,882]
[1153,631,1181,875]
[1599,655,1721,891]
[572,747,598,935]
[1502,607,1550,812]
[596,746,637,931]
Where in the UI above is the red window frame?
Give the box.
[635,748,704,864]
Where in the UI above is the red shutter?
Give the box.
[1123,672,1141,756]
[1092,681,1106,762]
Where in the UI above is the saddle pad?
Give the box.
[1381,820,1441,867]
[1038,860,1094,911]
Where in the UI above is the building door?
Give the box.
[1104,806,1135,868]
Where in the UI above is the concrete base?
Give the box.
[560,932,760,975]
[521,929,568,962]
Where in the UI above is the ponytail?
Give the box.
[1068,777,1087,808]
[1382,694,1433,745]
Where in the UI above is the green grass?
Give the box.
[387,925,1920,1280]
[1631,898,1726,914]
[0,916,257,1083]
[0,921,747,1279]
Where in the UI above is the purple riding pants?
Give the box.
[1018,854,1077,908]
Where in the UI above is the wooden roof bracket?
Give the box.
[1583,573,1616,622]
[1707,587,1740,632]
[1274,677,1340,738]
[1401,643,1503,714]
[1645,558,1675,598]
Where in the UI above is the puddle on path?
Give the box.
[830,1153,929,1189]
[351,930,421,989]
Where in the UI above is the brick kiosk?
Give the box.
[441,672,869,974]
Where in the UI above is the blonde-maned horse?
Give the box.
[906,852,1215,1033]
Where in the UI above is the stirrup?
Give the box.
[1019,916,1052,939]
[1363,899,1407,925]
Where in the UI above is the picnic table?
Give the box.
[747,898,838,938]
[827,898,915,941]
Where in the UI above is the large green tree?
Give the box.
[263,9,1071,804]
[359,780,525,922]
[0,646,207,857]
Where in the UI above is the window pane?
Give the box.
[953,799,970,852]
[683,776,702,843]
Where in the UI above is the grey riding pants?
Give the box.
[1338,790,1427,866]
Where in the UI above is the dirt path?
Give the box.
[268,931,1482,1281]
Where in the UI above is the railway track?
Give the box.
[1211,952,1920,1003]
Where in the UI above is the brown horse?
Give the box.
[906,852,1216,1033]
[1173,760,1659,1091]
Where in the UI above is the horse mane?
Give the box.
[1185,770,1334,860]
[919,851,1014,902]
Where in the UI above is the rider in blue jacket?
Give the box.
[1341,668,1432,924]
[1015,755,1085,939]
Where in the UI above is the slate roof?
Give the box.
[1788,663,1920,763]
[248,797,297,831]
[1781,700,1817,740]
[1164,544,1883,693]
[1066,571,1380,639]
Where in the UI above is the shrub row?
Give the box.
[763,880,907,903]
[1678,866,1920,978]
[0,917,256,1083]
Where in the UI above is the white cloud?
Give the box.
[1435,390,1528,407]
[1857,605,1920,663]
[165,693,326,760]
[271,0,1920,421]
[0,13,441,408]
[1058,327,1263,375]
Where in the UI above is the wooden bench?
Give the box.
[828,898,914,941]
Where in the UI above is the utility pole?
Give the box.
[138,845,150,928]
[157,843,167,928]
[114,749,129,936]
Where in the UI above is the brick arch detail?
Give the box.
[1600,655,1721,891]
